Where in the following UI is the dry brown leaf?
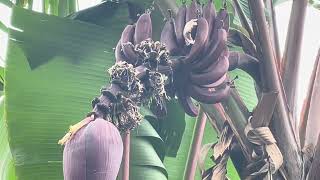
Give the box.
[301,144,314,179]
[211,155,230,180]
[198,143,215,174]
[245,120,283,176]
[303,49,320,148]
[306,135,320,180]
[201,123,233,180]
[213,124,234,160]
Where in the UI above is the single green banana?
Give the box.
[175,5,187,46]
[208,8,228,41]
[193,27,227,71]
[122,42,140,65]
[184,17,209,64]
[161,12,180,55]
[199,74,227,88]
[203,0,216,41]
[186,0,199,23]
[189,53,229,85]
[115,40,127,62]
[177,88,199,117]
[134,13,152,45]
[120,25,135,44]
[120,25,139,64]
[187,82,230,104]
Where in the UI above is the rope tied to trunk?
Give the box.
[245,116,283,178]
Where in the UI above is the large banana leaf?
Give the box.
[0,0,13,7]
[229,69,258,111]
[0,96,16,180]
[5,5,168,180]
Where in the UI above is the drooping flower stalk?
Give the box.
[120,132,131,180]
[184,108,207,180]
[232,0,254,41]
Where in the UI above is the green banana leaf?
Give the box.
[310,0,320,10]
[0,0,13,7]
[0,21,8,33]
[0,96,16,180]
[0,65,4,83]
[229,69,258,111]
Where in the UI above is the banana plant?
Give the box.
[2,0,320,180]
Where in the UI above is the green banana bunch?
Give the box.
[160,0,231,117]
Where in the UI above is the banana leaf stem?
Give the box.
[184,108,207,180]
[121,131,131,180]
[265,0,281,67]
[248,0,302,179]
[281,0,308,131]
[201,99,249,178]
[232,0,254,41]
[299,49,320,147]
[154,0,179,15]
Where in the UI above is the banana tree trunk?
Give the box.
[248,0,303,179]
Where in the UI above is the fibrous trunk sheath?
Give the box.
[248,0,302,179]
[184,109,207,180]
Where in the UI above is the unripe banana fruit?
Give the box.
[158,0,233,116]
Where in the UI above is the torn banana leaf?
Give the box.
[0,96,16,180]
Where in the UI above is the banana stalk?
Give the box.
[265,0,281,66]
[281,0,308,132]
[300,49,320,147]
[232,0,254,41]
[184,108,207,180]
[120,132,131,180]
[248,0,302,179]
[201,101,248,178]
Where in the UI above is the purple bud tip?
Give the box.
[63,118,123,180]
